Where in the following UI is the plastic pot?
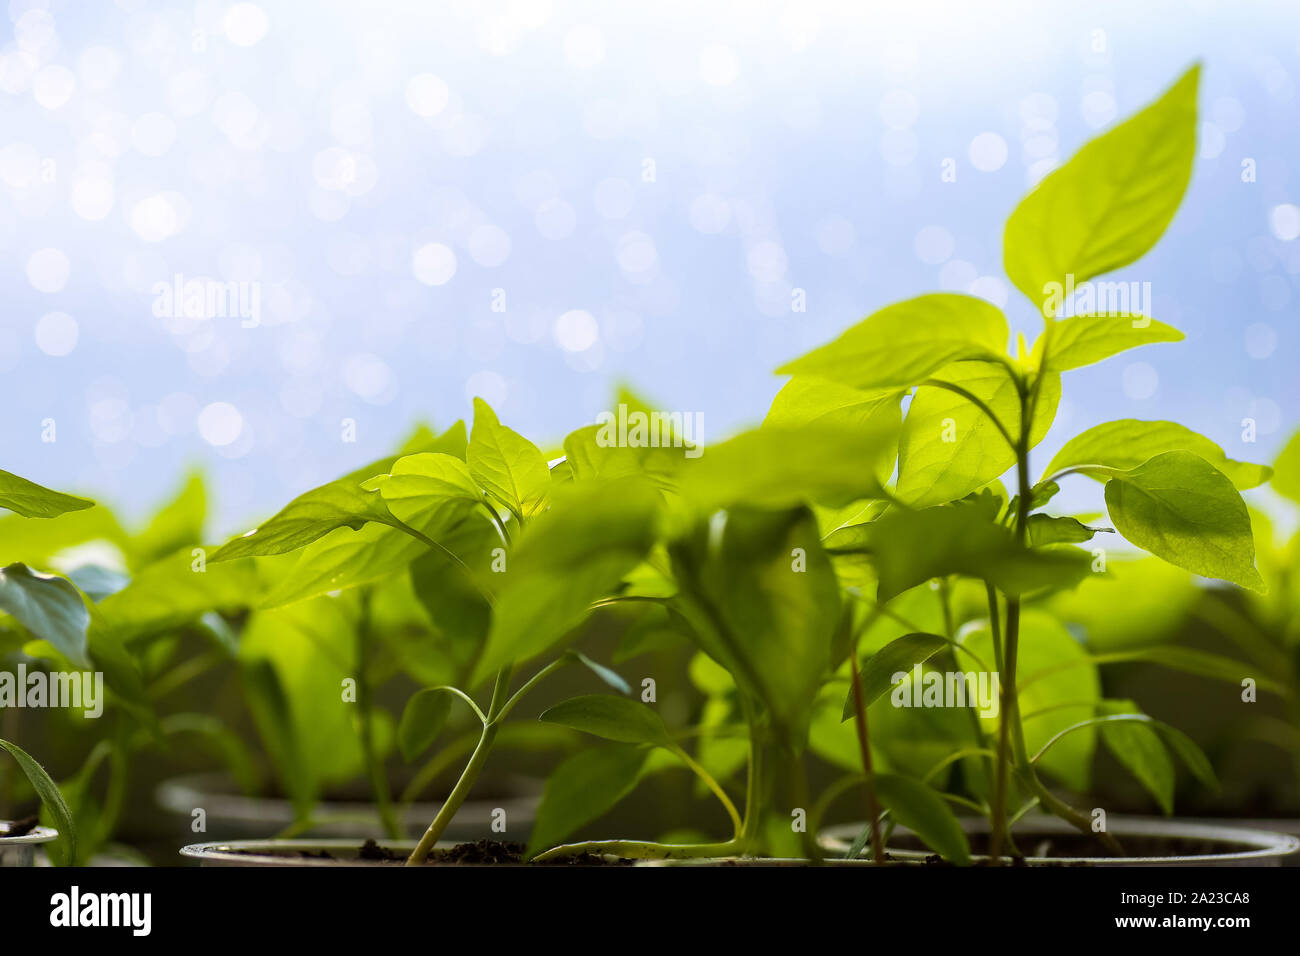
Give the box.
[0,821,59,867]
[820,815,1300,866]
[157,771,541,841]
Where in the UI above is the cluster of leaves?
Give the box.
[2,62,1294,866]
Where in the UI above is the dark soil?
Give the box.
[1,816,39,838]
[236,838,632,865]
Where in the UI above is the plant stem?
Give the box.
[989,380,1033,864]
[532,839,741,862]
[404,720,499,865]
[739,704,767,853]
[670,746,743,837]
[848,645,884,864]
[405,663,568,866]
[356,590,400,840]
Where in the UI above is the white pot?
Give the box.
[820,815,1300,866]
[0,821,58,867]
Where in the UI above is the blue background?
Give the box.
[1,0,1295,535]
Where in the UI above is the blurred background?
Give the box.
[0,0,1295,535]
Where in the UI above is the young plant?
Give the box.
[0,737,77,860]
[0,470,88,861]
[774,63,1268,861]
[210,401,662,863]
[2,470,261,863]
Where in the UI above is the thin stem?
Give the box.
[398,730,477,805]
[739,703,767,853]
[789,748,821,863]
[404,722,498,865]
[480,500,512,546]
[356,590,400,840]
[670,745,742,837]
[986,581,1010,861]
[495,658,564,722]
[532,839,741,862]
[989,375,1032,864]
[848,644,884,864]
[919,378,1017,452]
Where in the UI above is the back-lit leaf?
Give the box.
[468,398,551,521]
[1103,451,1264,591]
[471,478,659,684]
[1004,65,1200,312]
[1048,419,1270,490]
[679,422,899,513]
[776,294,1009,389]
[0,470,94,519]
[1035,314,1183,372]
[898,362,1058,507]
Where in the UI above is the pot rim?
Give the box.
[157,771,541,826]
[179,838,552,866]
[821,814,1300,865]
[178,839,817,867]
[0,822,59,845]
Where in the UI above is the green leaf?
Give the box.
[1155,722,1218,790]
[775,293,1009,389]
[212,474,393,561]
[562,424,687,494]
[0,738,76,863]
[668,507,840,745]
[1004,65,1200,312]
[398,687,458,762]
[539,695,675,748]
[471,478,659,684]
[468,398,551,521]
[363,452,486,528]
[1102,451,1264,591]
[764,376,902,436]
[1047,420,1270,490]
[1035,314,1183,371]
[1098,700,1175,815]
[852,500,1091,602]
[525,744,650,857]
[0,470,94,519]
[1271,428,1300,504]
[841,633,948,721]
[873,772,970,865]
[0,564,91,667]
[1027,514,1106,547]
[259,492,488,609]
[212,424,466,562]
[240,596,375,797]
[679,421,900,512]
[898,362,1059,507]
[1035,711,1217,793]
